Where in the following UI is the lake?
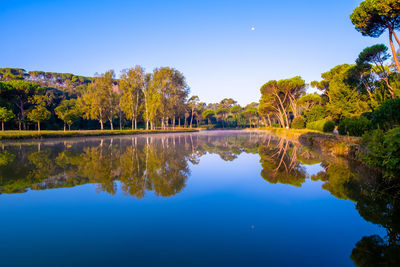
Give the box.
[0,130,397,267]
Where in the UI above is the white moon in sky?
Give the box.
[251,27,255,31]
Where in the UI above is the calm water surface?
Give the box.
[0,131,398,266]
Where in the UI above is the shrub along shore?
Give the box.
[0,129,198,140]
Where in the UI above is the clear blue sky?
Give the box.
[0,0,387,105]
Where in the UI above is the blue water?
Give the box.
[0,131,386,266]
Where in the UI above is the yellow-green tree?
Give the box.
[78,70,116,130]
[0,107,15,131]
[143,72,161,130]
[27,104,50,131]
[120,66,145,130]
[55,99,80,131]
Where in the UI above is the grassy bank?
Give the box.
[0,129,198,140]
[253,127,321,140]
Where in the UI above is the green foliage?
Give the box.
[0,151,15,166]
[27,105,51,123]
[351,235,400,267]
[202,109,215,123]
[350,0,400,38]
[325,64,370,120]
[351,0,400,73]
[77,70,117,130]
[119,66,145,129]
[0,68,26,80]
[216,107,229,115]
[259,76,306,128]
[306,119,327,132]
[291,116,306,129]
[230,104,242,114]
[356,44,391,65]
[0,80,44,128]
[356,44,396,98]
[2,66,192,131]
[0,68,91,92]
[371,98,400,131]
[363,127,400,178]
[0,107,15,123]
[338,117,372,136]
[323,120,335,133]
[241,107,258,119]
[304,105,326,123]
[55,99,80,129]
[298,94,322,113]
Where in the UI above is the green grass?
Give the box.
[252,127,321,139]
[0,129,198,140]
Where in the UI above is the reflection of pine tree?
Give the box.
[311,157,400,266]
[259,137,307,187]
[350,180,400,267]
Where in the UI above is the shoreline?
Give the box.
[0,129,199,141]
[252,127,363,160]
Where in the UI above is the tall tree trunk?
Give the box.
[1,121,4,131]
[262,117,267,127]
[38,122,40,132]
[100,119,104,130]
[190,109,194,128]
[389,30,400,76]
[64,123,66,132]
[135,118,137,130]
[274,93,289,127]
[119,111,122,130]
[68,124,71,131]
[132,119,135,130]
[273,106,285,128]
[17,99,26,130]
[110,119,114,130]
[392,30,400,47]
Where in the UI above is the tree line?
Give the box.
[0,66,263,131]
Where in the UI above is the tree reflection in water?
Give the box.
[0,131,398,265]
[311,155,400,266]
[0,132,263,198]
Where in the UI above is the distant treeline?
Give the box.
[0,70,301,133]
[0,67,263,132]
